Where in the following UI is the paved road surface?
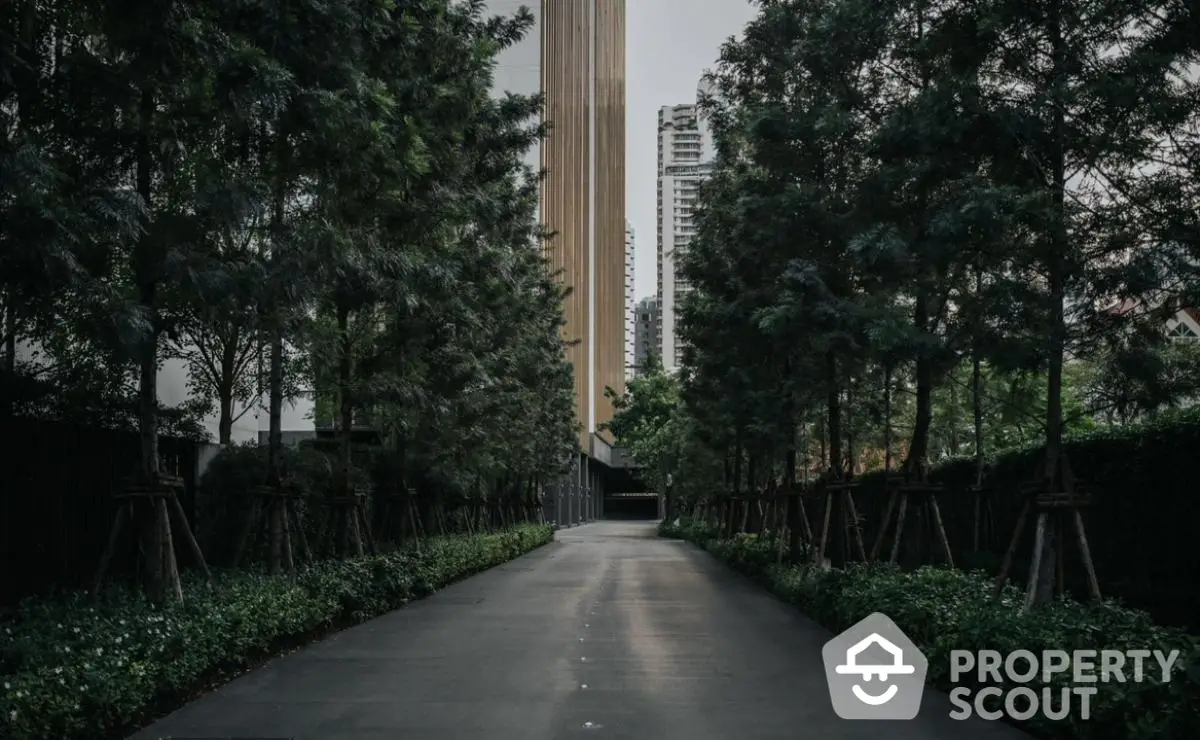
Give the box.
[131,521,1031,740]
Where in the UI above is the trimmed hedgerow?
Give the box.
[0,524,552,740]
[662,520,1200,740]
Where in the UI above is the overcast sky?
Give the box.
[626,0,758,301]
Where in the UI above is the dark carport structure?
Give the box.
[540,435,658,525]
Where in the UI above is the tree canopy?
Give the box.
[2,0,579,599]
[606,0,1199,605]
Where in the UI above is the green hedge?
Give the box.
[826,408,1200,629]
[662,520,1200,740]
[0,524,553,740]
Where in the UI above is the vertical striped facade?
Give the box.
[539,0,627,452]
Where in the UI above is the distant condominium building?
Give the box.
[657,78,716,372]
[624,223,636,377]
[633,296,661,376]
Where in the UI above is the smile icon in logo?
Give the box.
[835,633,915,705]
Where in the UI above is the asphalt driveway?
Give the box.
[130,520,1033,740]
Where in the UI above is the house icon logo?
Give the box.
[822,612,928,719]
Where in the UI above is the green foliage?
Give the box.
[194,443,352,563]
[0,524,552,740]
[603,362,682,492]
[665,524,1200,740]
[2,0,575,602]
[642,0,1197,615]
[0,0,575,478]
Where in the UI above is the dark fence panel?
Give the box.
[833,426,1199,631]
[0,418,199,606]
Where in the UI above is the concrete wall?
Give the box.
[157,355,259,443]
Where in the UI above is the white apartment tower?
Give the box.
[657,79,717,372]
[624,223,636,377]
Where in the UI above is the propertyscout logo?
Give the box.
[822,613,1180,722]
[821,612,928,719]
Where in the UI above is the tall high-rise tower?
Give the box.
[490,1,627,456]
[624,223,636,377]
[656,79,716,372]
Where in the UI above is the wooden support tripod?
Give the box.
[776,483,814,564]
[815,472,867,565]
[314,487,376,558]
[230,482,310,572]
[992,454,1100,608]
[92,473,211,600]
[869,469,954,567]
[377,488,425,544]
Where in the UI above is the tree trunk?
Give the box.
[3,301,14,374]
[135,87,159,483]
[217,328,237,445]
[266,332,284,485]
[134,85,166,602]
[972,350,984,484]
[906,294,933,475]
[883,363,894,472]
[1032,0,1069,607]
[947,382,959,457]
[731,436,742,497]
[2,299,16,418]
[266,135,288,488]
[217,397,233,445]
[782,358,797,486]
[826,352,842,476]
[337,302,354,494]
[818,419,827,472]
[972,338,986,553]
[845,380,856,476]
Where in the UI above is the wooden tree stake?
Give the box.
[992,454,1101,607]
[871,472,954,567]
[816,477,866,564]
[92,475,209,599]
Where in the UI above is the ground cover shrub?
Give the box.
[0,524,552,740]
[663,522,1200,740]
